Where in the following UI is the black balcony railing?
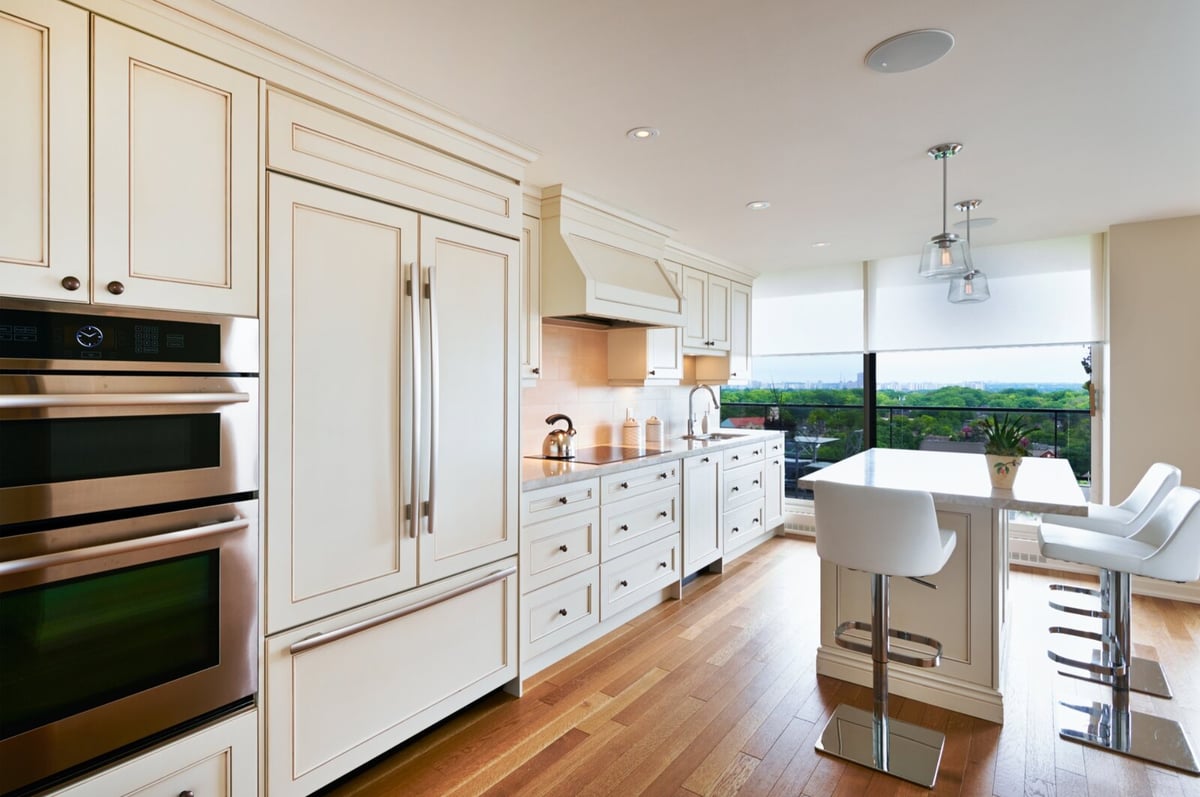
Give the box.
[721,402,1091,500]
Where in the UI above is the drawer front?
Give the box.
[266,89,520,235]
[724,460,765,509]
[522,508,600,593]
[763,434,785,459]
[522,567,600,659]
[600,485,679,562]
[723,501,766,550]
[600,534,680,620]
[601,461,679,503]
[723,440,766,469]
[522,478,600,524]
[265,560,517,797]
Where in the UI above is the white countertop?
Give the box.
[521,430,782,491]
[797,447,1088,515]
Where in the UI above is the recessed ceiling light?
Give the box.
[953,217,997,229]
[745,200,771,210]
[626,127,659,140]
[865,29,955,73]
[811,241,832,248]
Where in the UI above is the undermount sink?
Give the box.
[682,432,745,441]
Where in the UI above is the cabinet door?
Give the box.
[648,259,684,378]
[519,213,542,383]
[92,18,258,315]
[683,453,722,575]
[418,217,519,583]
[727,281,752,381]
[265,174,419,634]
[0,0,88,302]
[681,265,709,349]
[764,449,785,530]
[706,274,732,351]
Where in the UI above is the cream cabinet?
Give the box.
[722,439,774,558]
[763,435,786,530]
[0,0,88,302]
[265,561,518,797]
[265,174,518,634]
[606,259,684,385]
[0,3,258,315]
[681,265,731,353]
[682,451,723,575]
[520,210,543,384]
[51,710,257,797]
[695,281,753,385]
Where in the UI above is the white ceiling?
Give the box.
[216,0,1200,275]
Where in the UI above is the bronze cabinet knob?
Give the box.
[61,275,81,291]
[558,608,568,616]
[106,280,125,295]
[559,544,568,552]
[619,579,629,587]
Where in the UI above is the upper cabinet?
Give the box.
[695,280,753,385]
[681,266,731,353]
[520,198,543,385]
[92,17,259,316]
[0,0,89,302]
[0,1,259,315]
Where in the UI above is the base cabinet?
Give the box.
[265,561,518,797]
[764,436,786,530]
[50,710,257,797]
[682,452,722,575]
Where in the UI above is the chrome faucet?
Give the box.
[687,384,721,438]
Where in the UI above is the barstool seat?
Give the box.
[812,481,956,789]
[1042,462,1181,697]
[1038,485,1200,773]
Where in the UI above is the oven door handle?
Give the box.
[0,392,251,409]
[0,518,250,576]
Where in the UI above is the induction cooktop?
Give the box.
[527,446,665,465]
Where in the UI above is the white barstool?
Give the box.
[813,481,957,789]
[1043,463,1181,697]
[1039,486,1200,773]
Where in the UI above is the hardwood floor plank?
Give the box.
[709,751,760,797]
[476,727,590,797]
[734,716,815,796]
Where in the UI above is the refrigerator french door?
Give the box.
[265,174,518,633]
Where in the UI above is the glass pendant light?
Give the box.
[948,199,990,303]
[917,143,971,279]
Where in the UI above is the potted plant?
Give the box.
[976,413,1037,489]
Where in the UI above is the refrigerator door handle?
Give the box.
[407,263,422,540]
[423,264,439,535]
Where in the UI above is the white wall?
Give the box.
[1108,215,1200,496]
[520,324,697,453]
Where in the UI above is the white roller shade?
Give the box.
[752,263,864,355]
[867,234,1105,352]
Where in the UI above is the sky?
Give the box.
[751,344,1092,385]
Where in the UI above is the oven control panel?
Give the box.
[0,307,221,363]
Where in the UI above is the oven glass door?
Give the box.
[0,501,258,795]
[0,374,257,526]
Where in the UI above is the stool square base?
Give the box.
[816,704,946,788]
[1058,701,1199,774]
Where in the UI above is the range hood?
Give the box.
[539,185,684,328]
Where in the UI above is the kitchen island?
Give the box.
[799,448,1087,723]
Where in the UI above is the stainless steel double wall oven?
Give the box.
[0,299,259,796]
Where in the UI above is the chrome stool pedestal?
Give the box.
[815,572,945,788]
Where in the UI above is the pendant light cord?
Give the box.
[941,154,949,235]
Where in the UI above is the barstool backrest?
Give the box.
[1118,462,1182,522]
[1130,486,1200,583]
[814,481,950,577]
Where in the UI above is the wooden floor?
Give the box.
[318,536,1200,797]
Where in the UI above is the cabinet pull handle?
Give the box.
[532,367,540,374]
[658,561,668,568]
[558,496,569,504]
[752,480,760,486]
[649,369,656,375]
[731,372,737,377]
[619,524,629,531]
[658,510,668,518]
[559,544,569,552]
[289,566,516,654]
[754,450,761,456]
[658,472,668,479]
[753,518,761,525]
[732,455,740,461]
[106,280,125,295]
[61,275,81,291]
[559,608,568,617]
[701,457,710,463]
[731,486,740,493]
[732,527,740,534]
[620,481,629,489]
[179,792,195,797]
[619,579,629,587]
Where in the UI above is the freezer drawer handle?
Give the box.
[0,392,250,409]
[288,565,517,654]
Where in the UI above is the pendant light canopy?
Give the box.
[947,199,991,303]
[918,143,971,279]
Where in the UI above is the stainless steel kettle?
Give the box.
[542,413,577,459]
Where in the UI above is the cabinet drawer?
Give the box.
[265,560,517,797]
[601,485,679,562]
[601,461,679,503]
[723,440,766,469]
[522,567,600,659]
[522,478,600,524]
[266,89,520,235]
[522,508,600,593]
[600,534,680,620]
[724,460,765,509]
[763,435,785,459]
[723,501,766,550]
